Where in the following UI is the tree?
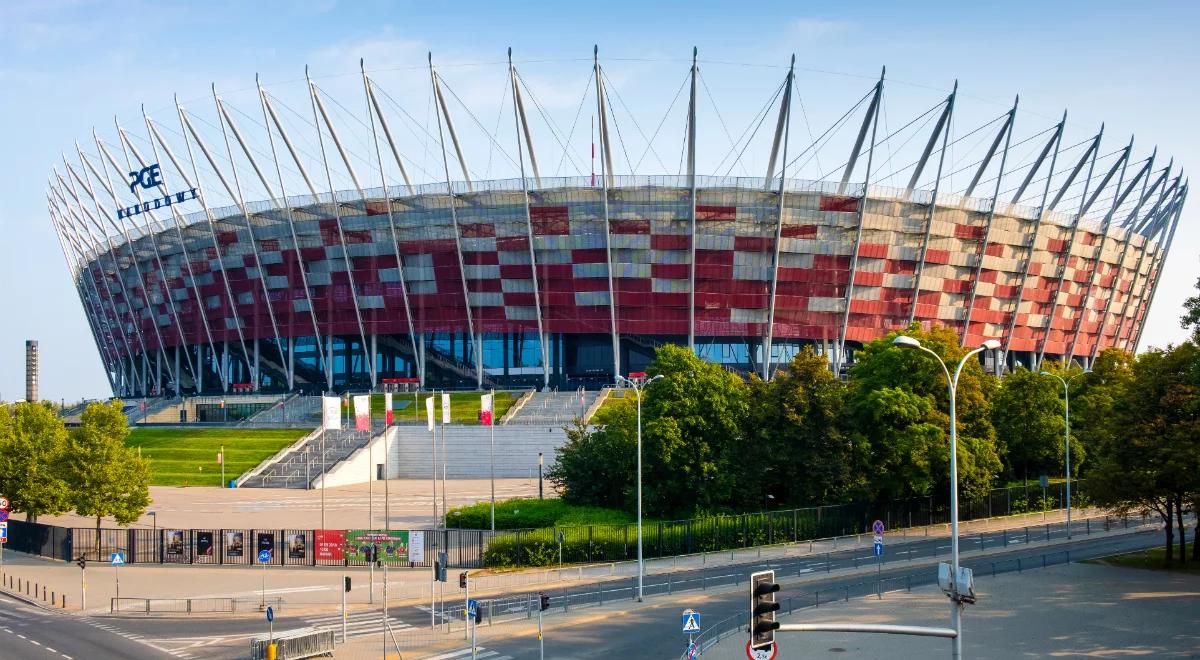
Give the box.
[846,324,1002,503]
[743,348,866,508]
[991,366,1083,483]
[640,344,751,516]
[546,404,636,510]
[61,401,151,539]
[0,402,71,522]
[1089,343,1200,565]
[1182,276,1200,342]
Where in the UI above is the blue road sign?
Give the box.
[266,606,274,622]
[681,610,702,634]
[468,599,478,618]
[258,549,272,564]
[0,510,9,522]
[873,541,884,557]
[687,640,698,659]
[872,519,884,535]
[110,551,125,566]
[0,527,7,541]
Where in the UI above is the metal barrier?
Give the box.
[249,627,335,660]
[110,596,284,614]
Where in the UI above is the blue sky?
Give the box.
[1,0,1197,401]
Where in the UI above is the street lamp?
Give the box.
[892,335,1000,660]
[1039,369,1090,539]
[614,371,664,603]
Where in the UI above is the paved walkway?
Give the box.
[701,561,1200,658]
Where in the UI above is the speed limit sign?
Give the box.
[746,640,778,660]
[0,497,9,510]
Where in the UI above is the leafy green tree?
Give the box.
[640,344,751,516]
[0,402,71,522]
[1070,348,1134,477]
[1182,276,1200,342]
[846,324,1002,503]
[61,401,151,536]
[991,366,1082,483]
[546,404,636,510]
[743,348,866,508]
[1090,343,1200,564]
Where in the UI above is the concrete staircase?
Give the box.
[503,389,604,426]
[238,420,385,488]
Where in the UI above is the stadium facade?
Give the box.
[45,53,1187,397]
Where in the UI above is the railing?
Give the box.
[111,596,284,614]
[249,627,335,660]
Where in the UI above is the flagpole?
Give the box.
[489,389,495,533]
[384,392,391,531]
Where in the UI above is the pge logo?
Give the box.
[127,163,163,193]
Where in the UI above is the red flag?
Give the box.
[480,393,493,426]
[384,392,394,426]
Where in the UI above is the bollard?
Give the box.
[266,641,278,660]
[62,595,66,609]
[1086,519,1090,535]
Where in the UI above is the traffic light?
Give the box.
[459,571,468,589]
[539,592,550,611]
[474,603,483,624]
[344,576,352,592]
[750,569,781,649]
[77,556,86,570]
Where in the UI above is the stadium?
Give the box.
[45,51,1187,397]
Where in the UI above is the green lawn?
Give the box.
[1084,546,1200,574]
[345,391,517,425]
[445,497,635,530]
[126,428,309,487]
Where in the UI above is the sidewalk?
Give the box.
[0,506,1147,616]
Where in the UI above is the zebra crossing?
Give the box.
[302,609,413,639]
[418,647,514,660]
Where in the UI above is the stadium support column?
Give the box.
[305,74,379,388]
[762,55,795,381]
[959,97,1018,346]
[687,47,699,352]
[428,55,483,389]
[61,159,154,396]
[138,111,223,390]
[998,112,1065,370]
[508,50,551,388]
[361,64,423,388]
[176,97,254,393]
[1129,185,1187,352]
[1035,128,1112,367]
[1064,147,1149,364]
[594,46,620,382]
[1087,165,1170,363]
[256,83,331,391]
[52,185,136,395]
[835,69,885,375]
[906,82,957,327]
[1109,181,1181,351]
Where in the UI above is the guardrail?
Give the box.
[110,596,285,614]
[236,426,322,487]
[498,388,536,425]
[250,627,335,660]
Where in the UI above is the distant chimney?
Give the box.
[25,340,38,402]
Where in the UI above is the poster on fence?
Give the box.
[257,532,275,559]
[287,533,307,559]
[196,531,214,556]
[226,531,244,557]
[165,530,185,555]
[315,529,345,561]
[345,529,417,563]
[409,530,424,563]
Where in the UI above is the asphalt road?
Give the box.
[0,592,174,660]
[68,516,1160,658]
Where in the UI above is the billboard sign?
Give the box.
[315,529,346,561]
[345,529,420,563]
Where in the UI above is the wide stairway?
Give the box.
[503,389,605,426]
[238,420,385,488]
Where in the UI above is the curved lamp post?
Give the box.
[1039,369,1090,539]
[614,371,663,602]
[893,335,1000,660]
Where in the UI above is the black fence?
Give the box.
[5,482,1082,569]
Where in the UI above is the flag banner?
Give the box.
[384,392,393,426]
[353,395,370,431]
[480,393,493,426]
[441,392,451,425]
[216,452,223,465]
[409,530,425,563]
[322,396,341,430]
[426,396,435,431]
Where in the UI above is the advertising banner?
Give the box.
[165,530,185,556]
[315,529,346,561]
[257,532,275,558]
[287,533,307,559]
[322,396,341,430]
[426,396,435,431]
[344,529,419,563]
[441,392,451,424]
[225,531,245,557]
[409,530,425,563]
[196,531,214,557]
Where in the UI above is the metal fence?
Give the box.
[111,596,285,614]
[8,482,1083,569]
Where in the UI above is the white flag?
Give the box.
[353,395,370,431]
[425,396,435,431]
[441,392,451,425]
[384,392,394,426]
[322,396,341,430]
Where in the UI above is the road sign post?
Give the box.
[873,520,885,576]
[682,608,702,659]
[110,551,125,607]
[0,496,8,577]
[258,549,272,610]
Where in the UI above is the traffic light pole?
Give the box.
[341,573,348,643]
[538,607,544,660]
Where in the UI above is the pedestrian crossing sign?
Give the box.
[681,609,702,633]
[110,551,125,566]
